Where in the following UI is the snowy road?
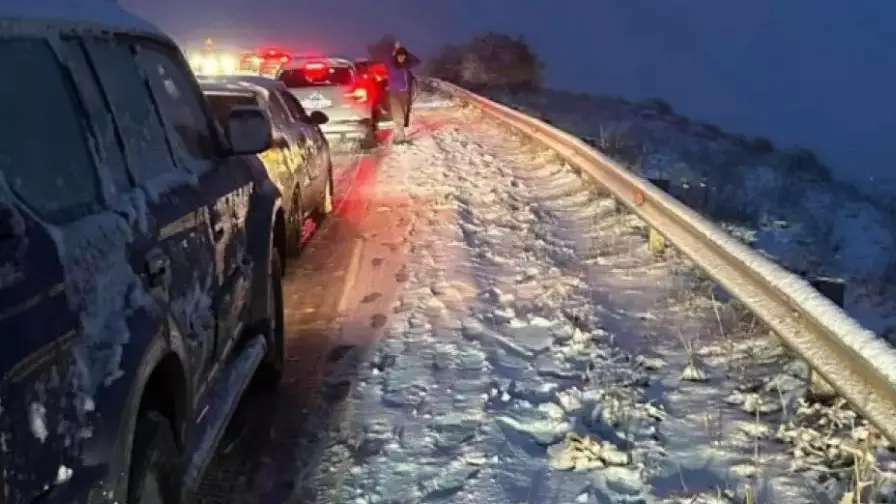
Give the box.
[196,98,894,504]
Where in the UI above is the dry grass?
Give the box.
[667,255,895,504]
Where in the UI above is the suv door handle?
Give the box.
[213,222,226,241]
[145,250,170,288]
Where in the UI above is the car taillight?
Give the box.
[346,87,368,103]
[304,62,326,70]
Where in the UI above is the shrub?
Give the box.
[424,32,544,91]
[638,97,674,115]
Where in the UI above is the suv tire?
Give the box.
[315,165,334,219]
[254,249,285,386]
[286,190,305,257]
[128,411,181,504]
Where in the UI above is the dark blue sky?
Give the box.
[122,0,895,186]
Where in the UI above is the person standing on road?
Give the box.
[386,41,420,145]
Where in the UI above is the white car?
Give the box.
[199,75,335,255]
[276,57,393,148]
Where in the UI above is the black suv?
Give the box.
[0,5,287,504]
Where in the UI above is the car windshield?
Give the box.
[203,92,259,125]
[278,66,353,87]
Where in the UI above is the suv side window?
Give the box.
[0,37,100,222]
[278,90,309,123]
[266,92,292,127]
[56,38,131,198]
[135,42,216,174]
[83,38,176,185]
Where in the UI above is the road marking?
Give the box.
[336,238,365,316]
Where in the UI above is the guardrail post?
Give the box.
[646,178,670,254]
[807,277,847,401]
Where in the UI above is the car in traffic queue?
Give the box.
[276,57,393,149]
[0,3,290,503]
[352,58,392,123]
[198,75,334,255]
[253,47,292,77]
[186,47,242,76]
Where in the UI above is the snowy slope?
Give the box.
[289,101,896,503]
[483,89,896,343]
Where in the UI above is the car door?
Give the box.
[134,40,254,369]
[83,36,220,390]
[279,89,329,199]
[0,35,115,503]
[266,90,314,219]
[261,91,304,199]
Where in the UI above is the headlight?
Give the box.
[200,57,219,75]
[219,54,237,74]
[188,53,205,70]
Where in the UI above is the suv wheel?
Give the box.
[128,411,181,504]
[286,190,304,257]
[254,249,285,386]
[316,166,334,218]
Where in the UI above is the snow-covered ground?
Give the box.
[294,100,896,503]
[480,89,896,343]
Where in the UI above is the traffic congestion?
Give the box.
[185,39,420,148]
[0,2,423,502]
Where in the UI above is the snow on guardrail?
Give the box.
[426,77,896,445]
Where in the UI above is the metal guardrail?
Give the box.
[427,78,896,445]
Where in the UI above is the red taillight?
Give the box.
[371,63,387,79]
[304,62,326,70]
[346,86,368,103]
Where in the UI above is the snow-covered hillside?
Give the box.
[469,0,896,196]
[483,89,896,342]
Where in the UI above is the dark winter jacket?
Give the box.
[385,48,420,92]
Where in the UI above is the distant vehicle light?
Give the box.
[201,57,219,75]
[219,54,237,73]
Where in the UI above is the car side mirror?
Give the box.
[225,105,272,155]
[308,110,329,126]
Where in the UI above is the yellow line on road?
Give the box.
[336,238,365,316]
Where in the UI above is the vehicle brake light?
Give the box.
[304,62,326,70]
[346,87,368,103]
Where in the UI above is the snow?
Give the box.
[45,208,154,419]
[28,402,48,443]
[54,464,73,485]
[485,89,896,342]
[303,102,895,503]
[0,0,163,35]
